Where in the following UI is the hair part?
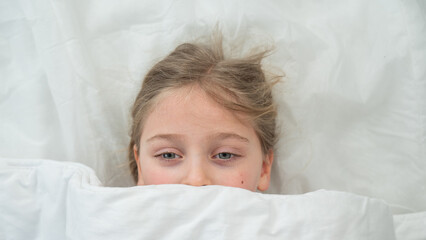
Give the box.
[128,33,281,183]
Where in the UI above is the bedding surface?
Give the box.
[1,0,425,216]
[394,211,426,240]
[0,158,399,240]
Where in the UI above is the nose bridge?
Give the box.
[182,154,211,186]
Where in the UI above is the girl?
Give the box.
[128,33,279,192]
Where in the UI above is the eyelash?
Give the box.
[154,152,240,162]
[154,152,181,161]
[212,152,239,162]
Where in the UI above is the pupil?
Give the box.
[219,153,231,159]
[163,153,174,159]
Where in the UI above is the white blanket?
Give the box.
[1,158,418,240]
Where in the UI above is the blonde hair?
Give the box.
[128,34,280,183]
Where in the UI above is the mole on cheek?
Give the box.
[241,180,244,184]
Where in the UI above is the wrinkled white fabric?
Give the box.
[0,158,399,240]
[0,0,425,218]
[394,212,426,240]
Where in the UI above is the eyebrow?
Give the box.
[210,132,249,143]
[146,134,185,143]
[145,132,249,143]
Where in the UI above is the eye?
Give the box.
[155,152,181,160]
[214,152,234,160]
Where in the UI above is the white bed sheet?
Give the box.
[0,158,402,240]
[0,0,425,219]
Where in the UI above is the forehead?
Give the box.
[141,85,256,140]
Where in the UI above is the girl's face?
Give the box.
[134,85,273,191]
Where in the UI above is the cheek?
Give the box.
[239,172,259,191]
[214,170,259,191]
[140,164,180,185]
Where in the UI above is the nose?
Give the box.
[181,161,212,187]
